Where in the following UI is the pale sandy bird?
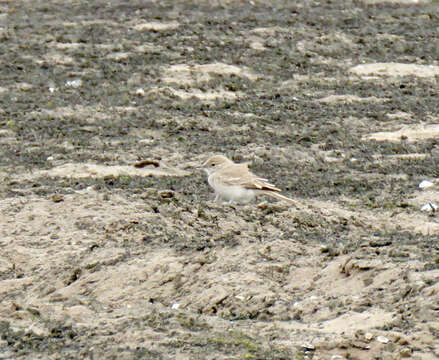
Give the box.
[201,155,296,205]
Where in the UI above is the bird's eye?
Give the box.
[211,163,215,167]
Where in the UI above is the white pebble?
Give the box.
[376,335,389,344]
[364,332,374,341]
[419,180,434,189]
[301,343,315,350]
[46,156,54,161]
[420,203,438,213]
[65,79,83,88]
[171,303,180,310]
[139,139,154,145]
[136,88,145,96]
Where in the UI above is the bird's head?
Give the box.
[201,155,232,175]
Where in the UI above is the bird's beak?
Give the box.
[196,164,207,174]
[198,160,209,169]
[198,164,210,175]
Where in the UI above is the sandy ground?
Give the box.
[0,0,438,359]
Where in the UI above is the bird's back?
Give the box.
[214,162,281,192]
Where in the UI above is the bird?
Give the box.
[201,155,296,205]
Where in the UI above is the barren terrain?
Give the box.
[0,0,438,359]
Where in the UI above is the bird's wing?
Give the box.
[260,190,296,204]
[217,164,281,192]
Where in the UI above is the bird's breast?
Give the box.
[208,174,255,203]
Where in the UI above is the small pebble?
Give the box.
[399,347,412,358]
[17,83,33,91]
[51,195,64,203]
[420,203,437,213]
[301,343,315,350]
[65,79,83,88]
[136,88,145,96]
[377,335,389,344]
[419,180,434,189]
[320,245,330,253]
[159,190,175,199]
[364,332,374,341]
[171,303,180,310]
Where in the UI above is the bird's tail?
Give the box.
[260,190,296,205]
